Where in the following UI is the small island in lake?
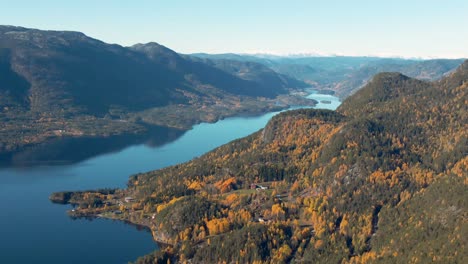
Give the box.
[320,100,332,104]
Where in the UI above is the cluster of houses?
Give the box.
[250,184,268,191]
[114,197,134,214]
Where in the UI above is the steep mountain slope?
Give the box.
[0,26,182,114]
[0,26,306,154]
[0,48,30,108]
[0,26,300,114]
[60,62,467,262]
[131,43,304,98]
[186,56,305,96]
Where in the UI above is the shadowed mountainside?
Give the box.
[0,26,307,154]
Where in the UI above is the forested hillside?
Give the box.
[0,26,306,155]
[332,58,465,98]
[58,61,467,263]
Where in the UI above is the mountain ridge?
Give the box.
[0,25,308,155]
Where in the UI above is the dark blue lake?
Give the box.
[0,92,340,263]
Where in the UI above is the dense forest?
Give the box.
[56,60,468,263]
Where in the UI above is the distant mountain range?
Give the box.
[191,53,465,98]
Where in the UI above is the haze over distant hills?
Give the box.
[191,53,465,98]
[0,25,464,155]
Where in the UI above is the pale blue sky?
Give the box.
[1,0,467,58]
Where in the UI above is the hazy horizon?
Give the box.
[1,0,467,59]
